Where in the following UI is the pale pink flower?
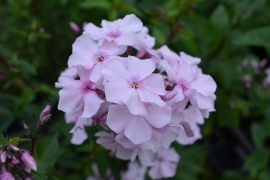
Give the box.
[101,56,166,115]
[68,33,126,82]
[158,45,200,68]
[107,104,171,145]
[161,60,216,111]
[133,27,155,50]
[121,162,146,180]
[148,147,180,179]
[57,66,104,118]
[84,14,143,46]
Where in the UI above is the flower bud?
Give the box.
[161,90,178,101]
[180,122,194,137]
[39,105,51,124]
[0,150,6,163]
[7,145,19,152]
[69,21,80,34]
[23,122,30,134]
[241,60,248,69]
[20,150,37,173]
[8,156,19,168]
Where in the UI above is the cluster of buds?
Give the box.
[0,144,36,180]
[240,59,269,89]
[56,14,217,179]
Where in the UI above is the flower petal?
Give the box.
[137,88,166,107]
[121,14,143,33]
[101,60,131,82]
[72,34,99,55]
[107,105,133,133]
[120,89,147,115]
[144,105,171,128]
[124,116,152,144]
[105,82,130,104]
[128,57,155,81]
[84,23,105,40]
[68,53,95,69]
[191,75,217,96]
[82,92,104,118]
[141,74,166,95]
[58,87,83,114]
[114,32,136,46]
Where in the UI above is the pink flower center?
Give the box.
[107,31,121,38]
[81,81,94,94]
[131,82,140,89]
[94,52,108,63]
[158,157,164,162]
[97,55,104,62]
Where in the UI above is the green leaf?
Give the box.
[0,107,14,133]
[210,4,229,31]
[0,134,7,147]
[80,0,111,10]
[34,132,59,169]
[9,137,20,144]
[233,26,270,47]
[19,60,37,76]
[243,149,269,177]
[251,123,266,150]
[32,159,48,180]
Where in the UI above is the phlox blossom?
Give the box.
[84,14,143,46]
[57,66,104,118]
[101,56,166,115]
[68,33,126,82]
[148,147,180,179]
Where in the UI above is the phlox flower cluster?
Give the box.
[56,14,217,179]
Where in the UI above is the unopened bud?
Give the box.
[136,49,151,59]
[259,59,267,69]
[39,105,51,124]
[20,150,37,173]
[180,122,194,137]
[69,21,80,34]
[23,122,30,134]
[241,60,248,69]
[0,150,6,163]
[161,90,178,101]
[8,144,19,152]
[8,156,19,168]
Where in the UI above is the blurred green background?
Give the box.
[1,0,270,179]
